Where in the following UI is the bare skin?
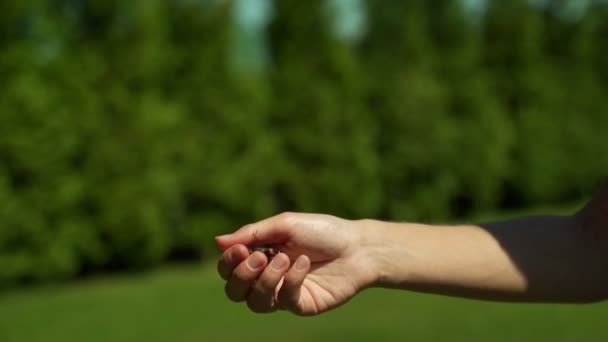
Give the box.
[215,183,608,316]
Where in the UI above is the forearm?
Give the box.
[361,214,608,302]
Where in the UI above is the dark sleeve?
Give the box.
[579,181,608,245]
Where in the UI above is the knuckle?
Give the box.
[227,245,245,262]
[226,244,240,255]
[242,224,254,236]
[247,297,272,313]
[277,212,291,220]
[284,268,303,286]
[221,249,231,263]
[218,259,237,279]
[232,265,245,278]
[221,249,232,262]
[246,299,261,313]
[277,294,299,314]
[277,212,296,226]
[217,262,228,280]
[256,276,277,293]
[224,283,244,302]
[282,275,297,289]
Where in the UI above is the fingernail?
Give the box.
[270,255,287,271]
[247,254,264,270]
[215,234,231,240]
[295,256,308,272]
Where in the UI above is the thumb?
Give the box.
[215,214,292,250]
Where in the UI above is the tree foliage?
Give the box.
[0,0,606,286]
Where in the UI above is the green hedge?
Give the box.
[0,0,606,286]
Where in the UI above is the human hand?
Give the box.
[215,212,377,316]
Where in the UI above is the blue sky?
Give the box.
[234,0,595,33]
[234,0,488,39]
[230,0,594,70]
[229,0,488,71]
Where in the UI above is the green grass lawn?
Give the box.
[1,203,604,342]
[1,261,606,342]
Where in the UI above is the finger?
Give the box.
[224,251,268,302]
[217,244,249,281]
[215,213,294,250]
[246,253,291,313]
[278,255,310,311]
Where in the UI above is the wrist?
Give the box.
[354,219,414,288]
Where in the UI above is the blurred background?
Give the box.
[0,0,607,341]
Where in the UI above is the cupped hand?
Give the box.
[215,212,376,316]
